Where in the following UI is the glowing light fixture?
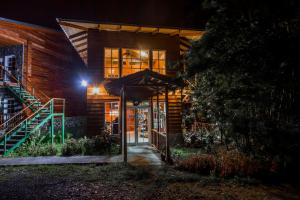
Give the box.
[92,87,100,95]
[141,50,148,58]
[81,80,88,87]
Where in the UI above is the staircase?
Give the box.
[0,65,65,156]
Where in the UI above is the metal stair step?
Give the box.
[6,139,20,144]
[11,135,25,139]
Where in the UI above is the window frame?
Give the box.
[121,48,150,77]
[152,50,166,75]
[104,48,120,79]
[104,101,119,134]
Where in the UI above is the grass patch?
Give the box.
[171,146,203,160]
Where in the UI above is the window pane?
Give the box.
[152,51,159,59]
[159,51,166,59]
[105,102,119,135]
[122,49,149,76]
[105,48,111,57]
[152,50,166,75]
[105,58,112,67]
[104,48,119,78]
[112,49,119,58]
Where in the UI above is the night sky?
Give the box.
[1,0,212,30]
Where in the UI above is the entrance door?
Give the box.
[127,103,150,145]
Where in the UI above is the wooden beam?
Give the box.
[59,21,88,31]
[152,28,159,34]
[77,48,87,53]
[135,27,141,32]
[74,42,87,49]
[71,35,88,43]
[69,31,87,40]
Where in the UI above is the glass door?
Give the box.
[127,102,150,145]
[136,107,150,144]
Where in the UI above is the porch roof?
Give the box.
[104,69,184,101]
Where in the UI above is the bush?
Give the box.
[216,150,262,178]
[175,149,278,179]
[12,143,58,157]
[61,136,116,156]
[61,138,84,156]
[177,154,216,175]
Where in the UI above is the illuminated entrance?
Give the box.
[104,69,183,162]
[127,101,151,145]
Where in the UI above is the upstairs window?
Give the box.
[152,50,166,74]
[122,49,149,76]
[104,48,119,78]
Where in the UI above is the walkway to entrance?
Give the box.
[0,145,162,166]
[127,145,163,166]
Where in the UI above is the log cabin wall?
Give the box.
[0,19,86,117]
[86,29,182,138]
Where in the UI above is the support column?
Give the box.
[150,97,154,144]
[121,87,127,163]
[61,114,65,144]
[118,96,123,153]
[50,100,54,145]
[156,88,160,149]
[156,88,160,133]
[165,86,170,162]
[51,116,54,145]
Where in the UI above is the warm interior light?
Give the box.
[81,80,88,87]
[92,87,100,94]
[141,50,148,58]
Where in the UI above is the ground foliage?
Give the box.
[0,164,299,200]
[183,0,300,178]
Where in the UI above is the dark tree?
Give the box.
[184,0,300,174]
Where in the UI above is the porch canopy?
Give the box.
[104,69,184,163]
[104,69,184,101]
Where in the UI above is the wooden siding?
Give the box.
[86,30,182,135]
[0,19,86,117]
[87,30,180,81]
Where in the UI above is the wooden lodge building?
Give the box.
[0,17,203,160]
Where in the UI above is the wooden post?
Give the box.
[121,87,127,163]
[165,86,170,162]
[118,96,123,153]
[150,97,154,145]
[156,88,160,148]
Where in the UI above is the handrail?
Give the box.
[0,98,65,141]
[0,101,36,130]
[0,64,50,103]
[0,99,52,141]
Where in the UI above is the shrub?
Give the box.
[61,136,114,156]
[177,154,216,175]
[216,150,262,178]
[175,148,277,179]
[61,138,84,156]
[62,139,85,156]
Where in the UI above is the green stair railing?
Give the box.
[0,64,65,156]
[1,64,50,105]
[0,98,65,156]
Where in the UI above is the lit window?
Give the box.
[153,101,166,133]
[104,48,119,78]
[122,49,149,76]
[105,102,119,134]
[152,50,166,74]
